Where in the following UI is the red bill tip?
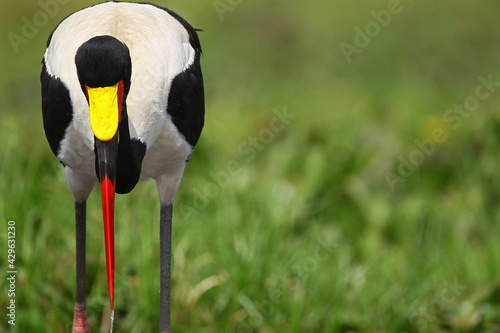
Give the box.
[101,175,115,310]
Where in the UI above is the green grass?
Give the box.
[2,0,500,332]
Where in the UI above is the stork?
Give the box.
[41,2,204,332]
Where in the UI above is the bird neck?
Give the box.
[113,104,147,195]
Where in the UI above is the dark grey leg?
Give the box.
[73,201,91,333]
[159,204,173,333]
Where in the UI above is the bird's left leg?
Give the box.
[159,203,173,333]
[156,167,186,333]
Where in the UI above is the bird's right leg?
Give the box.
[73,200,91,333]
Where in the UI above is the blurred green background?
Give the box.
[2,0,500,331]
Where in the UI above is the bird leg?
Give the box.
[73,201,91,333]
[159,204,173,333]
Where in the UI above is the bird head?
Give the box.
[75,35,132,311]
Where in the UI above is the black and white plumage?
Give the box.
[41,2,204,332]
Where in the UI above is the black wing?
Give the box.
[166,56,204,148]
[141,2,205,147]
[41,60,73,161]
